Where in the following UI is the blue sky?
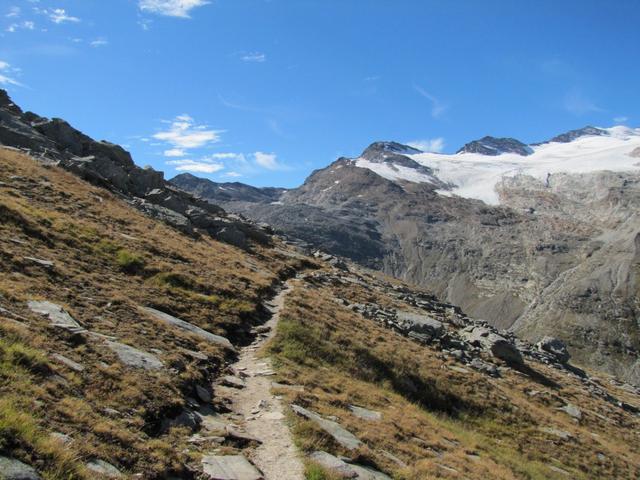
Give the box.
[1,0,639,187]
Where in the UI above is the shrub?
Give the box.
[115,249,146,274]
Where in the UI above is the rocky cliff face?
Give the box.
[0,90,270,251]
[173,132,640,387]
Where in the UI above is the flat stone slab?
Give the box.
[141,307,235,351]
[348,405,381,421]
[51,353,85,372]
[309,451,357,478]
[201,455,263,480]
[105,341,163,370]
[27,301,84,333]
[220,375,245,389]
[349,464,392,480]
[85,459,122,478]
[23,256,54,268]
[0,456,41,479]
[291,404,362,451]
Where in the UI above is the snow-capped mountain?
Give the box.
[174,125,640,388]
[354,126,640,204]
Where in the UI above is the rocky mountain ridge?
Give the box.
[173,132,640,388]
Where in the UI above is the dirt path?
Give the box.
[219,279,305,479]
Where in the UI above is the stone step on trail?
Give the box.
[201,455,263,480]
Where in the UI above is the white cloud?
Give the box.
[254,151,284,170]
[224,171,242,177]
[90,38,108,47]
[0,61,22,86]
[6,6,21,18]
[407,137,445,153]
[139,0,209,18]
[563,89,603,116]
[242,52,266,63]
[208,152,245,160]
[6,20,34,32]
[414,85,448,119]
[153,114,223,149]
[166,158,224,174]
[164,148,186,157]
[614,116,629,124]
[48,8,80,24]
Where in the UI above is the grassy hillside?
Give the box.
[0,148,307,478]
[270,270,640,479]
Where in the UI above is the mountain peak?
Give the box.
[457,136,533,156]
[362,141,422,159]
[547,126,608,143]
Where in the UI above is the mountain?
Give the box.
[2,90,640,479]
[457,136,533,156]
[173,129,640,388]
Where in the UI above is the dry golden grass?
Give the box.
[270,275,640,480]
[0,148,308,478]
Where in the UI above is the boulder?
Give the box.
[141,307,235,351]
[462,327,523,365]
[104,341,163,370]
[291,404,362,451]
[27,301,85,334]
[0,456,41,480]
[201,455,263,480]
[348,405,382,421]
[51,353,84,372]
[395,311,444,339]
[162,408,202,432]
[85,459,122,478]
[536,336,570,363]
[309,451,357,478]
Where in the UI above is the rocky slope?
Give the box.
[172,128,640,388]
[1,91,640,479]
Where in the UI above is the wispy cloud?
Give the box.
[49,8,80,24]
[6,6,20,18]
[153,114,223,151]
[241,52,266,63]
[413,85,448,119]
[254,151,285,170]
[166,158,224,173]
[6,20,35,32]
[0,61,23,87]
[614,116,629,124]
[407,137,445,153]
[139,0,209,18]
[563,89,603,116]
[164,148,186,157]
[90,38,108,47]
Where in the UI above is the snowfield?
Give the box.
[355,127,640,204]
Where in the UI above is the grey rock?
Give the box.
[537,336,571,363]
[85,459,122,478]
[309,451,357,478]
[560,403,582,420]
[540,427,573,440]
[51,353,84,372]
[196,384,213,403]
[396,311,444,338]
[162,408,202,432]
[348,464,392,480]
[462,327,523,364]
[291,404,362,451]
[50,432,72,444]
[141,307,235,351]
[27,301,85,333]
[220,375,245,389]
[348,405,382,421]
[104,341,163,370]
[0,456,41,479]
[201,455,263,480]
[23,257,54,268]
